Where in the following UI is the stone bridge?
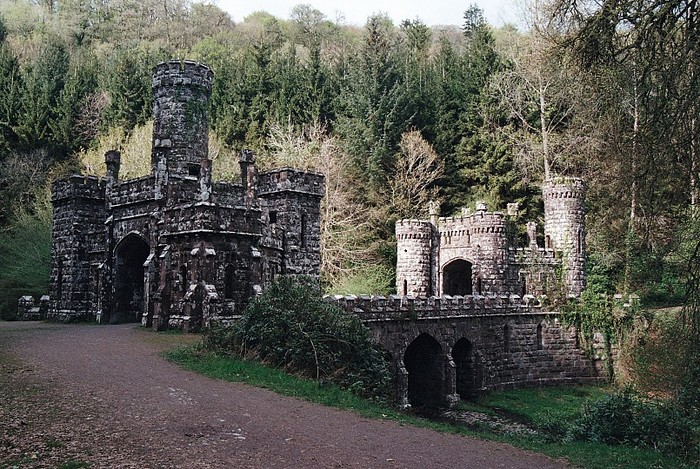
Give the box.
[330,294,602,408]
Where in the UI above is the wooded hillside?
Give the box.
[0,0,698,316]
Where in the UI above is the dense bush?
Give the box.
[564,391,699,463]
[203,276,391,400]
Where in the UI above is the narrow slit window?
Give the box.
[224,264,235,299]
[179,265,188,292]
[301,214,307,249]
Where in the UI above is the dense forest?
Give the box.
[0,0,698,317]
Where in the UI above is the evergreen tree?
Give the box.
[336,15,414,196]
[14,36,70,158]
[102,48,159,132]
[431,7,504,214]
[0,18,21,155]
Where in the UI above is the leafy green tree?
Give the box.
[50,52,100,155]
[0,178,52,318]
[431,7,505,214]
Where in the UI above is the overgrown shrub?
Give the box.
[204,276,391,400]
[565,391,699,463]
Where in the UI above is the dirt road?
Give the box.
[0,321,570,468]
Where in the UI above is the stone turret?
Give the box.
[151,60,214,197]
[396,220,435,296]
[543,177,586,295]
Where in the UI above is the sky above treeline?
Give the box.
[215,0,524,28]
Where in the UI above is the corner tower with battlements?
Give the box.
[396,180,586,299]
[543,177,586,295]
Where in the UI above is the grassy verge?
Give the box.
[166,346,690,469]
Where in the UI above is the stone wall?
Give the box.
[151,60,213,181]
[45,59,323,330]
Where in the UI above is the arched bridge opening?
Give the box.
[113,234,149,324]
[452,338,480,400]
[404,333,444,409]
[442,259,472,296]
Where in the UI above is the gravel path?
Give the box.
[0,321,571,468]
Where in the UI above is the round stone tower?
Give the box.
[151,60,214,182]
[543,177,586,295]
[396,220,435,297]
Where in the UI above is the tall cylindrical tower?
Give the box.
[543,177,586,295]
[396,220,434,297]
[151,60,213,182]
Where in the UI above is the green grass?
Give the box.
[467,386,610,425]
[166,346,691,469]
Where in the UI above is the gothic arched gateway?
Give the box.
[113,234,149,323]
[404,333,444,408]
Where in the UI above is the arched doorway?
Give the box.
[404,333,444,408]
[113,234,149,323]
[452,338,480,399]
[442,259,473,295]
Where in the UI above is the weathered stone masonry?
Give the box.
[48,60,324,330]
[330,294,601,407]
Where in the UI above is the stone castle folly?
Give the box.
[48,60,324,330]
[396,177,586,300]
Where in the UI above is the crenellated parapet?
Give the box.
[51,175,105,203]
[151,60,214,92]
[257,168,325,197]
[327,293,544,322]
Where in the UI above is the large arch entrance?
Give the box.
[113,234,149,323]
[452,338,480,399]
[442,259,472,295]
[404,333,444,408]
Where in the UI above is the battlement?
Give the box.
[326,294,544,322]
[52,175,105,202]
[395,219,433,239]
[152,60,213,92]
[257,168,325,197]
[109,175,156,206]
[439,211,505,229]
[542,177,585,200]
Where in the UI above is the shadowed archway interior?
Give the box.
[113,234,149,323]
[404,333,444,408]
[442,259,473,296]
